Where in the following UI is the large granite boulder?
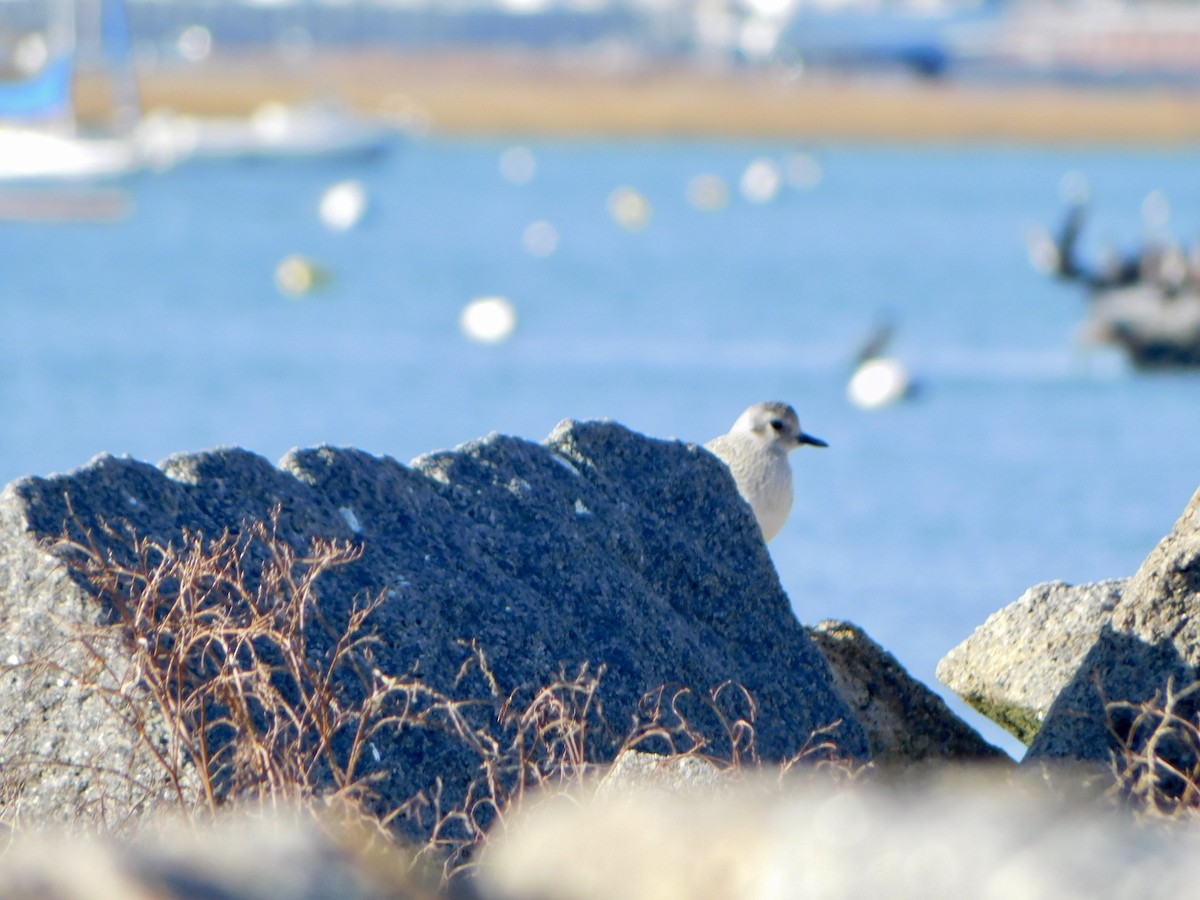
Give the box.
[0,419,867,833]
[937,487,1200,767]
[936,580,1125,745]
[1026,487,1200,763]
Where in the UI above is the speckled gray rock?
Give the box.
[1112,487,1200,648]
[935,580,1125,746]
[1026,487,1200,764]
[810,620,1010,765]
[0,419,867,832]
[0,468,199,826]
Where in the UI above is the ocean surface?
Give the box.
[3,136,1199,759]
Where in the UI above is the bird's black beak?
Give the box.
[799,432,828,448]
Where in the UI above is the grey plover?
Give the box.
[705,402,827,542]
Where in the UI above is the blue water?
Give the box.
[3,138,1199,759]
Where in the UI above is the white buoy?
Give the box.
[499,146,537,185]
[740,157,782,204]
[319,180,368,231]
[522,220,559,257]
[460,296,517,344]
[847,357,912,410]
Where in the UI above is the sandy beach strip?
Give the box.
[78,51,1200,144]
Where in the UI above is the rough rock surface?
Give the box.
[1112,487,1200,649]
[935,580,1125,745]
[810,620,1010,765]
[1026,487,1200,763]
[938,487,1200,766]
[0,420,867,830]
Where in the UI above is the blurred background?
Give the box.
[3,0,1200,761]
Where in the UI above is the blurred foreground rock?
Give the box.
[940,486,1200,767]
[477,772,1200,900]
[810,620,1009,765]
[0,420,869,831]
[0,810,432,900]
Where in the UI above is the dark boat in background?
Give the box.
[1031,194,1200,370]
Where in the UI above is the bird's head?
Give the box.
[732,402,827,452]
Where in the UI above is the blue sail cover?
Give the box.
[0,55,74,119]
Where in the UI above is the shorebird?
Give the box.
[705,402,827,543]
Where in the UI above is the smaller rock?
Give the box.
[596,749,729,799]
[809,620,1009,765]
[936,580,1125,745]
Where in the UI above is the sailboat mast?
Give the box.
[69,0,141,133]
[100,0,141,132]
[48,0,79,132]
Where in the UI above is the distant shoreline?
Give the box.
[79,51,1200,144]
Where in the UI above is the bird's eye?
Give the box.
[770,419,784,431]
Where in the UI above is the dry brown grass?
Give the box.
[1106,678,1200,817]
[10,505,860,886]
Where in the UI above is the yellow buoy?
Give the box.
[275,254,331,298]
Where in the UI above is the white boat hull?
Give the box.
[0,126,143,182]
[136,101,403,166]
